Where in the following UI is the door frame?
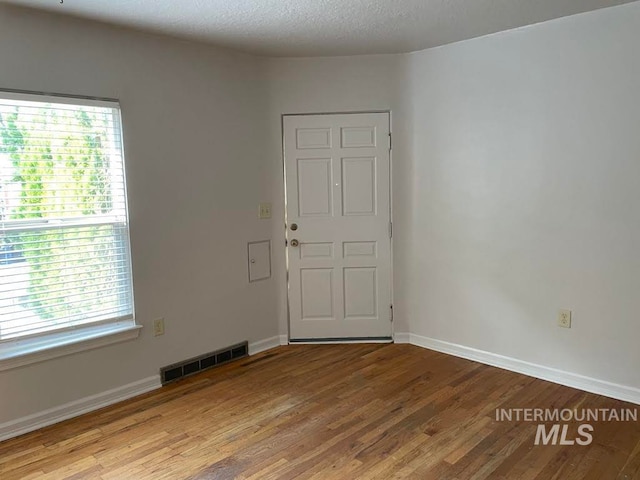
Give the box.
[280,110,394,343]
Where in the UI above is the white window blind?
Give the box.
[0,91,134,342]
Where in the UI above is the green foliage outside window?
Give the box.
[0,105,122,324]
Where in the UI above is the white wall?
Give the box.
[0,6,278,423]
[406,2,640,388]
[265,55,413,336]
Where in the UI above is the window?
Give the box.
[0,91,137,367]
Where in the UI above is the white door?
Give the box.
[284,113,392,340]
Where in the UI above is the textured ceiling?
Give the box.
[1,0,637,57]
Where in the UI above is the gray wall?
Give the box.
[406,2,640,388]
[0,5,277,422]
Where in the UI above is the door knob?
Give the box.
[290,239,299,247]
[290,223,298,231]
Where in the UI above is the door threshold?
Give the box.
[289,337,393,344]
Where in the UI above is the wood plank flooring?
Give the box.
[1,344,638,479]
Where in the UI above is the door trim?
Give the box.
[281,110,394,343]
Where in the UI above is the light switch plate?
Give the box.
[259,203,272,219]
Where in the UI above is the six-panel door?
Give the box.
[284,113,391,340]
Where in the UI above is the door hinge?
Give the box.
[388,133,392,151]
[390,305,394,322]
[389,221,393,238]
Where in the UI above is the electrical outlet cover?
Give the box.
[154,318,165,336]
[558,309,572,328]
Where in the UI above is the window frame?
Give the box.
[0,89,139,370]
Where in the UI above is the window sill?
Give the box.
[0,322,142,371]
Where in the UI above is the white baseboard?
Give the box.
[0,375,161,442]
[249,335,287,355]
[408,333,640,406]
[394,332,411,344]
[5,333,635,443]
[1,336,286,443]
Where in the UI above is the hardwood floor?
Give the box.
[1,344,638,479]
